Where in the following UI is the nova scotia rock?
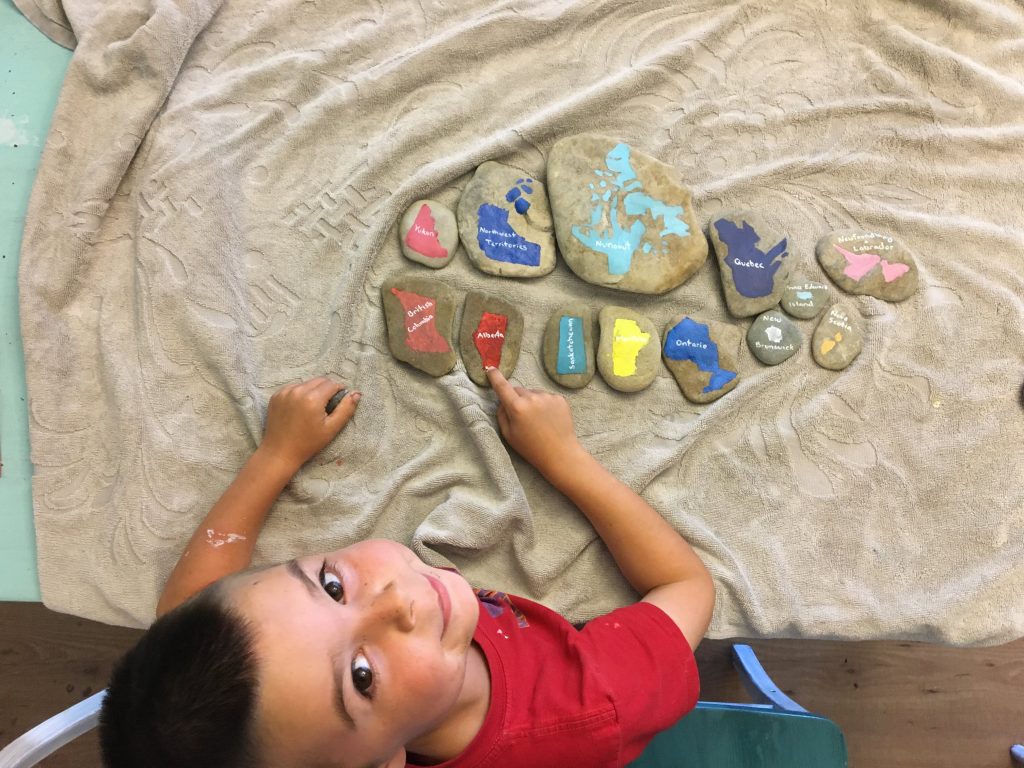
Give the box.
[812,303,863,371]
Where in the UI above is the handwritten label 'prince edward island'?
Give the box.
[664,317,736,393]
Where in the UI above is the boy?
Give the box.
[100,370,715,768]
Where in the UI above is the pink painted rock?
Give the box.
[399,199,458,269]
[816,230,918,302]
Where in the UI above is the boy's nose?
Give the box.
[367,580,416,633]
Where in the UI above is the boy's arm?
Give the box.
[155,378,360,617]
[486,368,714,651]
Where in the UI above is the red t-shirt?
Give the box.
[412,589,699,768]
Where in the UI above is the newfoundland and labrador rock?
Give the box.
[816,229,918,301]
[381,274,458,377]
[547,134,706,294]
[459,291,524,387]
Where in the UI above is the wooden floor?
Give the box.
[1,602,1021,767]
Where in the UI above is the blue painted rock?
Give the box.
[816,230,918,301]
[781,279,831,319]
[547,134,706,294]
[459,291,524,387]
[399,199,458,269]
[381,274,458,377]
[747,310,801,365]
[542,304,597,389]
[662,314,741,403]
[456,162,557,278]
[596,306,660,392]
[710,211,792,317]
[811,304,863,371]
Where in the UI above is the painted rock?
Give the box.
[381,274,458,377]
[597,306,660,392]
[459,291,524,387]
[816,230,918,302]
[662,314,741,403]
[547,134,707,294]
[710,211,792,317]
[747,310,801,365]
[542,304,597,389]
[812,304,863,371]
[456,161,556,278]
[399,199,458,268]
[781,280,831,319]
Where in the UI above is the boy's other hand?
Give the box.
[260,377,360,471]
[486,367,585,479]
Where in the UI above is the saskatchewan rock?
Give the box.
[662,314,741,403]
[597,306,660,392]
[381,274,458,377]
[547,134,706,294]
[816,229,918,302]
[710,211,792,317]
[459,291,524,387]
[812,304,863,371]
[542,304,597,389]
[456,161,556,278]
[747,310,801,365]
[781,280,831,319]
[399,199,458,269]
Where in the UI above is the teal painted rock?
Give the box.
[542,304,597,389]
[381,274,458,377]
[812,304,863,371]
[710,211,792,318]
[816,230,918,302]
[662,314,741,403]
[747,310,801,365]
[459,291,524,387]
[456,161,557,278]
[547,134,707,294]
[781,279,831,319]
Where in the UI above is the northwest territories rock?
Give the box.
[662,314,741,403]
[816,229,918,301]
[456,162,556,278]
[812,304,863,371]
[547,134,707,294]
[710,211,792,317]
[381,275,458,377]
[781,280,831,319]
[597,306,660,392]
[542,304,597,389]
[399,199,458,268]
[459,292,524,387]
[747,310,801,365]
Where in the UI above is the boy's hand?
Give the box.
[486,367,585,480]
[259,377,360,471]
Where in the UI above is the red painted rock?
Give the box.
[399,199,458,269]
[381,274,458,376]
[459,291,523,386]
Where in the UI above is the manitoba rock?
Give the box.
[459,291,524,386]
[710,211,792,317]
[381,274,458,377]
[399,199,458,269]
[816,230,918,302]
[662,314,741,403]
[542,303,597,389]
[547,134,706,294]
[597,306,660,392]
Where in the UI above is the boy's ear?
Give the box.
[379,747,406,768]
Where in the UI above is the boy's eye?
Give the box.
[318,562,344,602]
[352,653,374,697]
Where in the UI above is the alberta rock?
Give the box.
[662,314,741,403]
[597,306,660,392]
[812,304,863,371]
[381,274,458,377]
[710,211,792,317]
[747,310,801,365]
[547,134,706,294]
[459,291,524,387]
[781,280,831,319]
[542,304,597,389]
[816,229,918,302]
[399,199,458,269]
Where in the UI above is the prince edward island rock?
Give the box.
[542,303,597,389]
[662,314,741,403]
[400,199,458,269]
[816,230,918,302]
[781,280,830,319]
[547,135,706,294]
[456,162,557,278]
[710,211,792,317]
[381,274,458,377]
[459,291,524,387]
[597,307,660,392]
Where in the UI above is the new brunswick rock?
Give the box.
[597,306,660,392]
[381,274,458,377]
[547,134,706,294]
[747,310,801,365]
[542,303,597,389]
[812,304,863,371]
[456,162,557,278]
[781,280,831,319]
[399,199,458,269]
[459,291,524,387]
[710,211,792,317]
[816,229,918,302]
[662,314,741,403]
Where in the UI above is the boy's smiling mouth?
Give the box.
[425,573,452,636]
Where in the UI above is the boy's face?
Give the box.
[226,539,481,768]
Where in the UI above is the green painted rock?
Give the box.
[547,134,706,294]
[781,279,831,319]
[459,291,524,387]
[381,274,458,377]
[662,314,741,403]
[812,304,863,371]
[542,304,597,389]
[399,199,458,268]
[597,306,660,392]
[456,161,556,278]
[816,230,918,302]
[747,310,801,365]
[710,211,792,318]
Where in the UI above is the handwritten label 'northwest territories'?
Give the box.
[473,312,508,369]
[557,316,586,374]
[390,288,451,354]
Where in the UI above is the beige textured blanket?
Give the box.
[16,0,1024,643]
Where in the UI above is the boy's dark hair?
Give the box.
[99,583,262,768]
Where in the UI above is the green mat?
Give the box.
[0,0,71,601]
